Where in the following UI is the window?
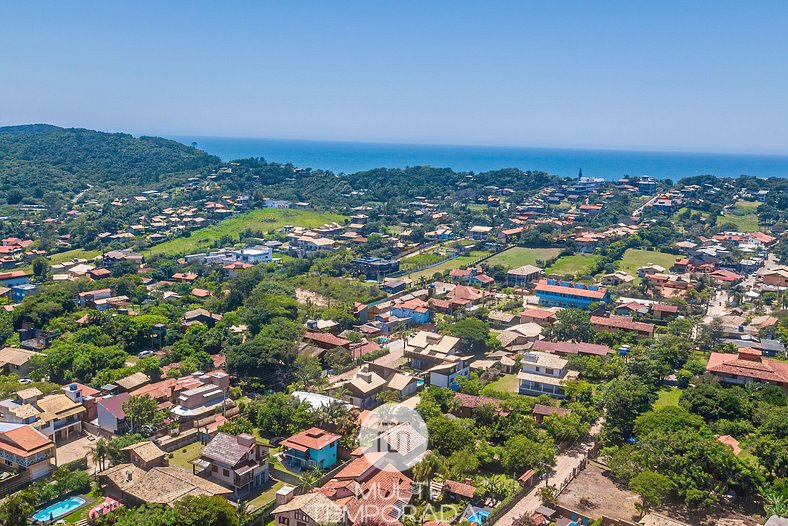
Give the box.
[223,468,230,477]
[534,366,540,372]
[295,511,308,522]
[546,368,554,375]
[212,465,218,472]
[278,518,289,525]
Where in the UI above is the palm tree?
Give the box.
[92,438,108,472]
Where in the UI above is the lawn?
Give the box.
[616,248,677,283]
[654,387,681,409]
[545,254,600,277]
[720,211,760,233]
[148,208,348,256]
[407,251,490,281]
[482,374,520,395]
[48,248,102,264]
[247,480,284,511]
[484,247,562,270]
[735,199,760,211]
[168,441,205,470]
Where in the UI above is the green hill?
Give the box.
[0,124,221,203]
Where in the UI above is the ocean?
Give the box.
[168,135,788,181]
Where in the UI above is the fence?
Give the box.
[156,428,200,452]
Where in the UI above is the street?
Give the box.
[493,421,602,526]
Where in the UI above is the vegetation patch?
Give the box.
[149,208,348,256]
[545,254,600,277]
[616,248,677,283]
[484,247,562,269]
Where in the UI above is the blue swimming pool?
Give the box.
[33,496,86,522]
[468,510,490,524]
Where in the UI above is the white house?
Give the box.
[517,352,579,398]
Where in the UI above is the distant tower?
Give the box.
[578,168,583,179]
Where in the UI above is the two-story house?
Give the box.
[0,423,56,481]
[517,352,579,398]
[428,358,471,389]
[390,298,431,326]
[197,432,269,495]
[281,427,340,470]
[534,280,610,309]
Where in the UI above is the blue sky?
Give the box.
[1,1,787,153]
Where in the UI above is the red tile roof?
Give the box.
[281,427,340,452]
[304,331,351,348]
[532,404,571,417]
[591,315,654,335]
[443,480,476,498]
[532,340,610,356]
[0,424,53,456]
[535,280,608,300]
[707,350,788,385]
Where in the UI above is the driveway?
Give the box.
[56,435,95,471]
[493,421,602,526]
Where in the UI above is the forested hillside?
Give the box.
[0,124,221,204]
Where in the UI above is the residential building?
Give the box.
[520,308,558,327]
[123,441,168,469]
[339,365,387,408]
[706,348,788,388]
[517,352,579,398]
[531,340,610,357]
[171,373,229,423]
[100,463,231,506]
[281,427,340,470]
[390,298,431,325]
[637,177,657,195]
[272,491,345,526]
[0,423,56,481]
[428,358,471,389]
[231,246,273,264]
[97,393,131,435]
[0,270,30,288]
[0,347,40,377]
[197,432,269,495]
[182,308,223,328]
[591,315,655,338]
[352,257,400,280]
[758,266,788,288]
[404,331,462,370]
[32,394,85,443]
[535,280,610,309]
[506,265,542,287]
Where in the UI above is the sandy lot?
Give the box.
[559,462,641,523]
[56,435,95,471]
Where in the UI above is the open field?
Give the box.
[247,480,284,511]
[559,463,640,522]
[616,248,677,283]
[167,441,204,470]
[545,254,600,277]
[48,248,102,264]
[484,247,562,269]
[734,199,760,211]
[407,250,491,280]
[654,387,682,408]
[149,208,348,256]
[720,211,760,233]
[482,373,520,395]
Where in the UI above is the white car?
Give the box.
[138,350,154,358]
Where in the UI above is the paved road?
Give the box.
[494,421,602,526]
[632,194,660,216]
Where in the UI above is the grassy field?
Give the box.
[484,247,562,270]
[247,480,284,511]
[168,442,205,469]
[735,199,760,211]
[720,211,760,232]
[149,208,348,256]
[654,387,682,408]
[616,248,677,283]
[48,248,102,264]
[407,251,490,280]
[482,373,520,395]
[545,254,600,277]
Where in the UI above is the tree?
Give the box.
[502,435,556,474]
[32,256,49,279]
[0,493,34,526]
[426,416,475,455]
[292,353,323,390]
[549,309,593,342]
[601,376,656,444]
[123,394,164,434]
[217,417,254,436]
[543,413,590,444]
[92,437,109,471]
[173,495,239,526]
[445,318,494,353]
[629,470,673,517]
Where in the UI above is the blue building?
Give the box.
[0,271,30,288]
[535,279,609,309]
[11,283,38,303]
[391,298,431,325]
[280,427,341,470]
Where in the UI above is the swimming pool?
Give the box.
[33,496,86,522]
[467,510,490,524]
